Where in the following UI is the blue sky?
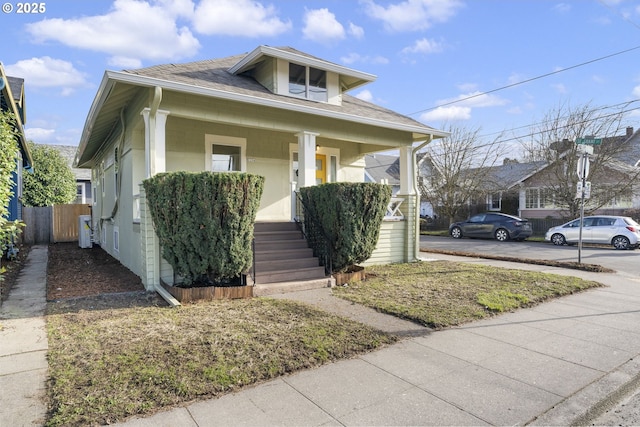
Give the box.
[2,0,640,149]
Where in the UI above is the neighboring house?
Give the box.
[520,127,640,219]
[74,46,448,291]
[364,153,400,193]
[0,63,33,222]
[42,144,92,204]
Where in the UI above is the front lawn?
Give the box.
[45,260,602,426]
[333,261,602,328]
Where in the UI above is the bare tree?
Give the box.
[418,124,507,223]
[519,101,640,218]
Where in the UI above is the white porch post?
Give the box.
[296,131,319,188]
[141,108,170,178]
[398,145,419,262]
[140,92,169,290]
[398,146,415,195]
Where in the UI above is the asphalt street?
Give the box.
[420,235,640,277]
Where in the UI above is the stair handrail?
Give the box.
[294,191,333,276]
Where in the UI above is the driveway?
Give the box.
[420,235,640,277]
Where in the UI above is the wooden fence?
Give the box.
[22,204,91,244]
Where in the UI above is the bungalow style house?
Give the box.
[0,63,33,223]
[74,46,448,293]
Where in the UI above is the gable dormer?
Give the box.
[229,45,376,106]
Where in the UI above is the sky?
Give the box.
[2,0,640,150]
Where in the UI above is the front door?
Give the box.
[315,154,326,185]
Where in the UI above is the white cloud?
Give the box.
[552,3,571,13]
[25,127,56,143]
[303,8,345,43]
[355,89,374,102]
[420,106,471,122]
[193,0,291,37]
[401,38,444,55]
[340,53,389,65]
[551,83,567,94]
[633,84,640,98]
[26,0,200,67]
[5,57,88,95]
[349,22,365,39]
[362,0,464,32]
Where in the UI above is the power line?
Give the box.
[407,44,640,117]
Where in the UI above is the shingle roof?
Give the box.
[122,49,437,132]
[365,154,400,186]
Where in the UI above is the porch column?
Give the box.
[296,131,319,187]
[398,145,415,195]
[141,108,170,178]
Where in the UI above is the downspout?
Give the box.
[146,87,180,307]
[412,135,433,261]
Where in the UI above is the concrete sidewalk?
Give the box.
[0,245,49,427]
[3,247,640,426]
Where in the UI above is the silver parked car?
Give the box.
[545,215,640,250]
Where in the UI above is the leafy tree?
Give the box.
[0,111,23,272]
[519,101,639,218]
[22,143,76,207]
[418,124,507,223]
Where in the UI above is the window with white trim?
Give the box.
[205,135,246,172]
[525,188,553,209]
[487,192,501,211]
[289,63,327,102]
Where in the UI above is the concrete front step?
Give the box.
[254,266,327,284]
[254,277,335,296]
[253,230,304,241]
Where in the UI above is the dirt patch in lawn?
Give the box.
[46,242,167,314]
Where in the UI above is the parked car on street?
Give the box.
[449,213,533,242]
[545,215,640,250]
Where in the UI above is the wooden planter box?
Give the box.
[333,265,365,286]
[160,279,253,303]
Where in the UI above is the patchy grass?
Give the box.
[46,298,396,426]
[333,261,602,329]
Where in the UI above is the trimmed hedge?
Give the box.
[143,172,264,286]
[300,182,391,273]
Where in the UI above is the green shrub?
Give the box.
[0,111,24,262]
[143,172,264,286]
[300,182,391,273]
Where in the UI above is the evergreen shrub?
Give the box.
[143,171,264,286]
[300,182,391,273]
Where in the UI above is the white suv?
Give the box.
[545,215,640,250]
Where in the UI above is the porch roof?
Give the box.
[75,46,448,168]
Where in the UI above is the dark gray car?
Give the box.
[449,212,533,242]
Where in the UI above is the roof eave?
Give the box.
[89,70,448,145]
[0,65,33,168]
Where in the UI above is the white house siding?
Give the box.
[363,220,407,266]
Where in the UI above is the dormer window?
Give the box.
[289,62,327,102]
